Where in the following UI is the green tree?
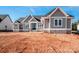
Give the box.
[72,22,77,31]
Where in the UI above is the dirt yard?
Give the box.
[0,32,79,53]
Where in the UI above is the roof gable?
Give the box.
[29,17,37,22]
[44,7,73,18]
[14,15,41,23]
[23,15,32,22]
[23,15,41,22]
[48,7,68,17]
[29,16,41,22]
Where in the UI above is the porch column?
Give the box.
[66,17,67,28]
[36,23,38,31]
[49,17,51,33]
[29,22,31,32]
[43,18,45,32]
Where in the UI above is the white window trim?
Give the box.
[54,18,63,27]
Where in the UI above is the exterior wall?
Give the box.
[13,23,19,31]
[50,30,71,34]
[45,19,49,28]
[43,8,72,34]
[37,22,43,31]
[43,17,71,34]
[67,18,71,28]
[23,23,29,31]
[50,18,66,28]
[0,16,13,31]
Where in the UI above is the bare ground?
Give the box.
[0,32,79,53]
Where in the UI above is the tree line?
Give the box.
[72,20,79,31]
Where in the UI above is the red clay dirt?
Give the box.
[0,32,79,53]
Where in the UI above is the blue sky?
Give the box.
[0,6,79,22]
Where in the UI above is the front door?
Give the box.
[31,23,37,31]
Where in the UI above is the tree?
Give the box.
[72,20,79,31]
[72,22,77,31]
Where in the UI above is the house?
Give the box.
[13,15,42,32]
[0,15,13,31]
[77,23,79,32]
[13,7,73,33]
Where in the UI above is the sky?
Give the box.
[0,6,79,22]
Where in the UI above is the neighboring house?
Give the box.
[13,7,73,33]
[77,23,79,32]
[0,15,13,31]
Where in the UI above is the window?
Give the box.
[14,24,18,29]
[38,23,43,29]
[54,19,62,27]
[5,25,7,30]
[55,19,58,26]
[59,19,61,26]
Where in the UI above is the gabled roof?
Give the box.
[24,15,41,22]
[14,7,73,23]
[33,16,41,22]
[67,13,74,17]
[15,17,25,23]
[24,15,32,22]
[15,15,41,23]
[44,7,73,17]
[0,15,9,22]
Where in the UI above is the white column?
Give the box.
[65,17,67,29]
[71,18,72,34]
[36,22,38,31]
[49,17,51,33]
[18,23,19,31]
[29,22,31,32]
[43,18,45,31]
[13,23,14,31]
[71,18,72,30]
[23,23,24,31]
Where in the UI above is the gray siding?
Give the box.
[50,30,71,34]
[14,24,19,29]
[38,22,43,29]
[23,23,29,31]
[45,19,49,28]
[23,23,29,29]
[51,9,65,17]
[67,19,71,28]
[50,18,66,28]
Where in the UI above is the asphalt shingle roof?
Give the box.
[0,15,8,22]
[45,8,73,17]
[14,7,73,23]
[15,17,25,23]
[15,15,41,23]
